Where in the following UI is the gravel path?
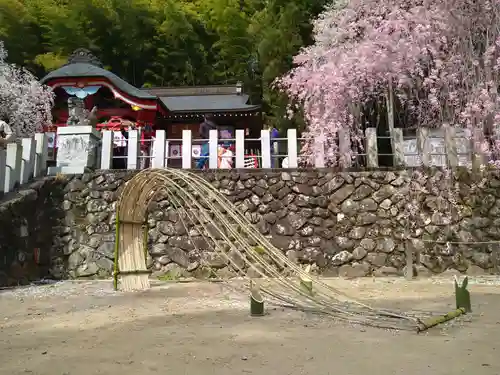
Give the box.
[1,276,499,375]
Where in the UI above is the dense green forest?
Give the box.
[0,0,330,130]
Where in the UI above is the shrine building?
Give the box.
[40,49,262,140]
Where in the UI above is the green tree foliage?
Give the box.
[145,0,212,86]
[0,0,43,70]
[0,0,330,130]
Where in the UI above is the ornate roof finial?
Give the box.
[65,48,103,67]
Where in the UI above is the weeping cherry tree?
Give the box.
[279,0,500,167]
[278,0,500,274]
[0,41,54,137]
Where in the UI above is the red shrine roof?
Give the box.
[41,49,260,115]
[40,49,156,101]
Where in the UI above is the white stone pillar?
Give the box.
[209,129,218,169]
[48,126,101,174]
[314,132,325,168]
[182,130,192,169]
[34,133,48,177]
[286,128,298,168]
[0,148,6,195]
[100,130,114,169]
[235,129,245,168]
[152,130,166,168]
[126,130,139,170]
[365,128,378,168]
[20,137,36,184]
[260,130,271,168]
[5,143,22,192]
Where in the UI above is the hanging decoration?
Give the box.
[191,145,201,158]
[61,85,101,99]
[170,144,181,158]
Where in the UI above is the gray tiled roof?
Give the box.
[159,94,260,112]
[40,63,157,100]
[41,62,260,112]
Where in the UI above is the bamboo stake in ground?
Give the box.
[299,264,313,295]
[404,238,414,281]
[250,280,265,316]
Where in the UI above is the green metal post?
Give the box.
[455,276,472,313]
[113,212,120,291]
[143,223,148,267]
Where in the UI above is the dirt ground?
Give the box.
[0,277,499,375]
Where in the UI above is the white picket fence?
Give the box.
[99,128,305,169]
[0,133,49,195]
[98,127,479,170]
[0,126,486,196]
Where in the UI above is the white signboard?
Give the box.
[403,129,471,167]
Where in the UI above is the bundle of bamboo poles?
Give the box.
[114,172,159,291]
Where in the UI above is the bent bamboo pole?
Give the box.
[417,308,466,333]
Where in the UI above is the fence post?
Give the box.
[314,133,325,168]
[260,130,271,168]
[0,149,5,196]
[126,130,139,170]
[365,128,378,168]
[287,128,298,168]
[338,129,352,167]
[100,130,114,169]
[471,128,486,171]
[417,127,431,166]
[405,239,414,281]
[444,126,458,168]
[20,137,36,184]
[164,139,170,167]
[235,129,245,168]
[34,133,48,177]
[182,129,192,169]
[272,136,279,168]
[209,129,218,169]
[4,143,22,193]
[152,130,166,168]
[392,128,405,167]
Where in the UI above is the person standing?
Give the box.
[196,115,217,169]
[112,123,129,169]
[0,118,14,148]
[217,142,234,169]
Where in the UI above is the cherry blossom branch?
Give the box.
[0,41,54,137]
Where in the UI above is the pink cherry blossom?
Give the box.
[278,0,500,167]
[0,42,54,137]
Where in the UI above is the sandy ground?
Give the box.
[0,277,499,375]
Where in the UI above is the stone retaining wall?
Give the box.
[53,169,500,280]
[0,178,65,286]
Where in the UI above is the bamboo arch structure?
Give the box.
[114,170,167,291]
[113,168,461,331]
